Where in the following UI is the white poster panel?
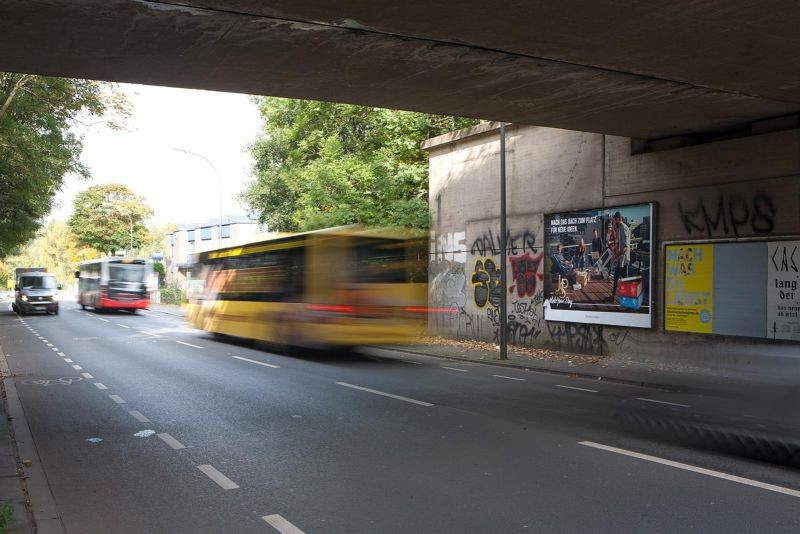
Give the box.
[767,241,800,340]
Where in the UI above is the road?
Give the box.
[0,300,798,533]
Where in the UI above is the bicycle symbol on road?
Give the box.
[22,377,83,386]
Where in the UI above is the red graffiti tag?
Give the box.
[509,252,544,298]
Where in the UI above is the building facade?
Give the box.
[425,121,800,369]
[164,215,268,286]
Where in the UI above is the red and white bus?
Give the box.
[77,258,151,312]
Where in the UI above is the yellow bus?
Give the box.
[185,227,428,349]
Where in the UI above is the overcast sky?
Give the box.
[51,83,263,226]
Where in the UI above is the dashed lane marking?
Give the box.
[636,397,691,408]
[197,464,239,490]
[109,395,126,404]
[232,356,279,369]
[336,382,434,407]
[82,373,94,379]
[157,433,186,450]
[94,383,108,390]
[128,410,150,423]
[140,331,160,337]
[116,324,131,329]
[579,441,800,499]
[98,318,109,322]
[57,352,65,357]
[176,341,204,349]
[555,384,598,393]
[71,365,82,371]
[441,366,468,373]
[262,514,305,534]
[491,374,526,382]
[64,359,73,363]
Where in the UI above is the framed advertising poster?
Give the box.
[543,203,654,328]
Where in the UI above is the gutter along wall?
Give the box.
[424,122,800,365]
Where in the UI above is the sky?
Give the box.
[51,84,263,226]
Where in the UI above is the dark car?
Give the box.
[13,272,60,315]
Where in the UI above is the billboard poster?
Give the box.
[664,244,714,333]
[543,203,653,328]
[767,241,800,340]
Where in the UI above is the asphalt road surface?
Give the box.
[0,300,798,533]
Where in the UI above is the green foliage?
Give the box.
[152,261,166,288]
[240,98,478,231]
[67,184,154,255]
[0,73,128,258]
[159,282,185,305]
[2,220,86,288]
[0,501,13,531]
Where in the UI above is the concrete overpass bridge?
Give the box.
[1,1,799,139]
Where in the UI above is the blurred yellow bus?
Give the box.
[185,227,428,349]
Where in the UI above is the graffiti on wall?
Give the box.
[677,192,776,238]
[469,228,538,256]
[471,258,503,308]
[509,252,544,299]
[546,323,607,355]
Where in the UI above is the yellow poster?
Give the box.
[665,244,713,333]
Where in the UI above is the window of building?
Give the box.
[201,226,213,240]
[221,224,231,239]
[187,229,195,242]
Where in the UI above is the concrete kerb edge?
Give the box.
[0,330,65,534]
[369,345,681,392]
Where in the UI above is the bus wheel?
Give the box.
[81,303,86,310]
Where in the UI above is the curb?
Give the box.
[369,345,696,392]
[0,328,65,534]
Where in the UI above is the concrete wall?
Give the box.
[424,123,800,367]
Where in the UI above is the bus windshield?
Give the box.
[109,263,146,283]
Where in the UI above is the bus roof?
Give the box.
[191,226,425,262]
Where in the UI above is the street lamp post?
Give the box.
[173,147,224,247]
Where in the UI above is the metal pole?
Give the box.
[499,123,508,360]
[128,213,133,256]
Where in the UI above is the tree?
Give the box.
[1,220,89,287]
[68,184,154,255]
[240,98,479,231]
[0,73,128,258]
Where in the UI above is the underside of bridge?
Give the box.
[1,1,799,139]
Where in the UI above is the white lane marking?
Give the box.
[64,358,73,363]
[94,383,108,390]
[57,352,65,356]
[82,373,94,379]
[140,331,160,337]
[441,366,468,373]
[98,318,109,322]
[400,360,423,365]
[555,384,598,393]
[262,514,305,534]
[116,323,131,329]
[46,343,53,347]
[636,397,691,408]
[128,410,150,423]
[176,340,204,349]
[336,382,434,407]
[232,356,280,369]
[491,374,526,382]
[109,395,126,404]
[51,347,59,352]
[157,433,186,450]
[197,464,239,490]
[72,365,82,370]
[579,441,800,499]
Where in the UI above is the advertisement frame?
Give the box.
[543,202,655,329]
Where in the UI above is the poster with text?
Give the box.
[664,244,714,333]
[767,241,800,340]
[543,203,653,328]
